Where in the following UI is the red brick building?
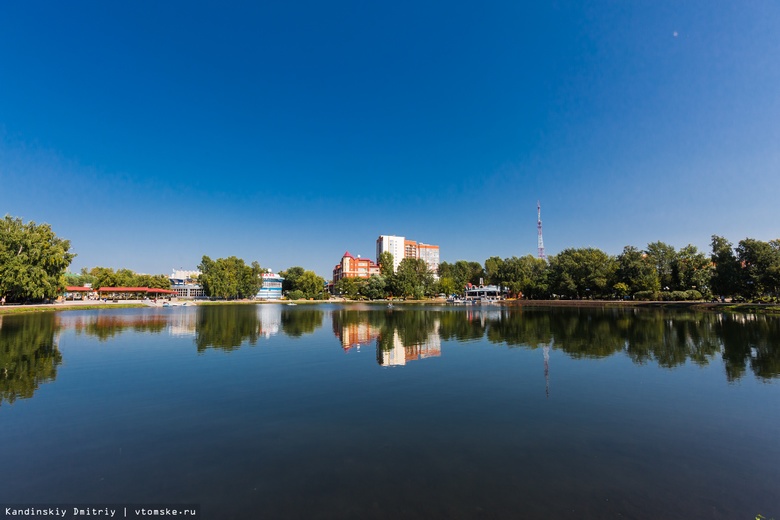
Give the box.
[332,251,381,284]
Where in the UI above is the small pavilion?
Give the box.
[96,287,177,300]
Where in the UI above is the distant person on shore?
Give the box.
[1,296,5,305]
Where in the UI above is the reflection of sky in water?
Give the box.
[1,306,779,519]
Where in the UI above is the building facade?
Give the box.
[376,235,406,273]
[333,251,381,284]
[376,235,440,275]
[257,270,284,300]
[170,269,205,298]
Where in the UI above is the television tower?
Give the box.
[537,201,546,260]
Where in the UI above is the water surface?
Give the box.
[1,305,778,519]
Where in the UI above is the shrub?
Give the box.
[287,290,304,300]
[684,290,703,301]
[634,290,659,301]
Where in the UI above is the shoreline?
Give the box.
[2,298,780,315]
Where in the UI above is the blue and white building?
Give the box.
[257,270,284,300]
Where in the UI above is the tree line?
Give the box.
[2,214,778,303]
[334,236,780,302]
[66,267,171,290]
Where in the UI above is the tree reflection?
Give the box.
[621,311,721,369]
[717,313,780,382]
[442,306,778,381]
[437,309,488,342]
[195,305,261,352]
[69,314,168,341]
[280,309,324,338]
[0,313,62,405]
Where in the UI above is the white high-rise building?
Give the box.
[376,235,405,272]
[376,234,440,276]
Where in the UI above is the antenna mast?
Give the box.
[537,201,546,260]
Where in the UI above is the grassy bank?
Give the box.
[506,299,780,314]
[3,299,778,316]
[0,303,147,315]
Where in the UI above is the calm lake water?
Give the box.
[1,304,778,519]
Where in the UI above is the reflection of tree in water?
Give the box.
[486,309,551,350]
[437,309,487,343]
[383,310,438,349]
[717,313,780,382]
[70,314,168,341]
[622,311,720,368]
[280,309,324,338]
[0,313,62,405]
[481,307,779,381]
[196,305,261,352]
[487,308,624,358]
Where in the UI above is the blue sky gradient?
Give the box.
[2,1,779,277]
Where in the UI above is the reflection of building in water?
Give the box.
[168,311,197,337]
[333,320,381,352]
[257,304,282,338]
[378,321,441,366]
[332,313,381,352]
[465,308,505,327]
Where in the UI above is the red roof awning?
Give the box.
[97,287,176,294]
[66,286,93,292]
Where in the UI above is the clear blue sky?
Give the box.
[2,1,778,278]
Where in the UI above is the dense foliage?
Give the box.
[0,216,75,302]
[68,267,171,289]
[279,266,327,300]
[198,255,263,299]
[331,236,780,302]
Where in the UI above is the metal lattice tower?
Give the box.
[537,201,547,260]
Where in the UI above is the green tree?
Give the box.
[335,276,363,299]
[495,255,549,298]
[710,235,740,297]
[736,238,780,299]
[364,275,387,300]
[88,267,119,289]
[484,256,504,285]
[393,258,435,299]
[198,255,263,299]
[674,245,711,295]
[438,260,484,291]
[115,268,136,287]
[378,251,395,277]
[436,276,457,296]
[0,216,76,302]
[646,241,677,290]
[548,248,616,299]
[296,270,327,299]
[279,266,305,294]
[615,245,659,295]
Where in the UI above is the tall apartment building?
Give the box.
[376,235,406,272]
[376,235,440,275]
[417,242,440,275]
